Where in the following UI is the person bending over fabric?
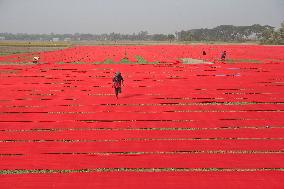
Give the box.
[33,56,40,63]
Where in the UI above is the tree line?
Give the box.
[0,22,283,44]
[177,23,283,44]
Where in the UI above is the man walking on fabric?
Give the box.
[112,71,124,99]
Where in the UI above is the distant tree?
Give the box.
[179,30,192,41]
[151,34,168,41]
[1,22,282,43]
[259,23,284,45]
[167,34,175,42]
[176,24,277,42]
[278,21,284,44]
[138,31,149,40]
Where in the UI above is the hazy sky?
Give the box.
[0,0,283,34]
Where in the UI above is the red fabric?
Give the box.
[0,45,284,188]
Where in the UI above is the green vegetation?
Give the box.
[0,41,71,47]
[177,24,275,42]
[0,52,22,56]
[135,55,147,63]
[0,42,70,57]
[103,58,114,64]
[260,21,284,45]
[55,57,159,65]
[0,21,282,44]
[176,21,283,44]
[70,61,85,64]
[120,57,130,63]
[134,55,158,64]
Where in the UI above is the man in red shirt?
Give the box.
[112,71,124,99]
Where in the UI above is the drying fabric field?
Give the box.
[0,45,284,188]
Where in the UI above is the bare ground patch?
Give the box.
[181,58,213,64]
[226,59,261,64]
[0,46,67,56]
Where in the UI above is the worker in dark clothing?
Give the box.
[221,51,227,61]
[112,71,124,99]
